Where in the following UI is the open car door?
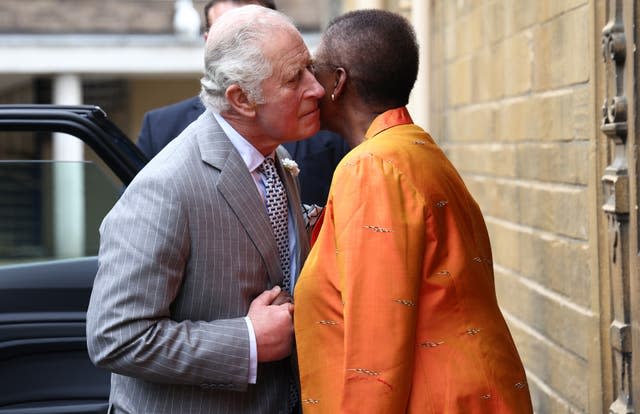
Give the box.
[0,105,147,414]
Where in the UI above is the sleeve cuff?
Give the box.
[244,316,258,384]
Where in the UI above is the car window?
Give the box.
[0,130,123,265]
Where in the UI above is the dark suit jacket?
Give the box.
[137,96,204,158]
[137,96,349,205]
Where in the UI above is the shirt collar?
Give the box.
[364,106,414,140]
[212,111,268,172]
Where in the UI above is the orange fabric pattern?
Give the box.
[294,108,533,413]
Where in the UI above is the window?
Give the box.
[0,131,123,265]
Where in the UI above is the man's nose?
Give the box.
[305,70,325,99]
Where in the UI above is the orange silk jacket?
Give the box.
[294,108,534,413]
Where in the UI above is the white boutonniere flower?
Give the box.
[282,158,300,177]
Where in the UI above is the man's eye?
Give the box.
[289,71,302,84]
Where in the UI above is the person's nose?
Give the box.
[304,69,325,99]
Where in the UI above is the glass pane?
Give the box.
[0,130,124,265]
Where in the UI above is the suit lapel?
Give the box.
[196,111,283,287]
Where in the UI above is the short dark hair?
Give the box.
[321,9,419,108]
[204,0,277,31]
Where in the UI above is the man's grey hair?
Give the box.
[199,5,295,113]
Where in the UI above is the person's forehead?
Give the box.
[267,31,309,69]
[266,27,304,52]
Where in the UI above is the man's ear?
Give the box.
[225,84,256,117]
[332,67,347,100]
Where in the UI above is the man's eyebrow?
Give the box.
[289,59,309,74]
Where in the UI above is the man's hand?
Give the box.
[271,287,293,305]
[247,286,294,362]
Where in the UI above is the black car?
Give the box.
[0,105,147,414]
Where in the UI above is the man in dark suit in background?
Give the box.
[137,0,349,205]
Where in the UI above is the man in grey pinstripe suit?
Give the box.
[86,6,324,413]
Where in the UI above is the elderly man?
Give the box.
[136,0,274,161]
[136,0,272,162]
[87,6,323,414]
[137,0,349,206]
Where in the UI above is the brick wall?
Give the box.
[429,1,598,412]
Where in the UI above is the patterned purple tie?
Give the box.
[259,157,291,292]
[259,158,299,412]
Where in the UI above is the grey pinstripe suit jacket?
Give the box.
[86,110,310,414]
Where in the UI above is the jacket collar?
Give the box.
[365,106,413,140]
[195,111,309,286]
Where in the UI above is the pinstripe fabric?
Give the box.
[87,110,309,414]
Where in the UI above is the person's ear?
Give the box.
[225,84,256,117]
[332,67,347,101]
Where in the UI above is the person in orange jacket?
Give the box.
[294,9,534,413]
